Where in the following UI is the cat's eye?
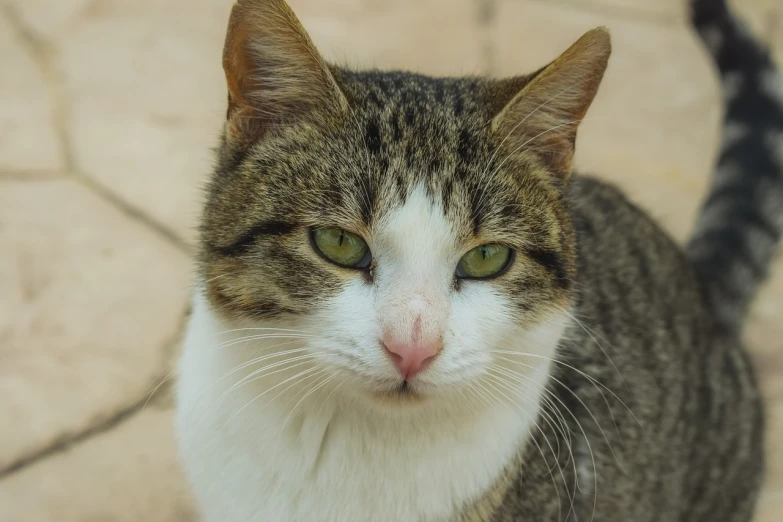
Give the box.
[311,228,372,269]
[456,244,512,279]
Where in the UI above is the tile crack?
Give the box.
[0,312,188,479]
[1,2,191,256]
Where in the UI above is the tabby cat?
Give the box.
[176,0,783,520]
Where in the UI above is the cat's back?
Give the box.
[536,174,765,522]
[567,174,704,329]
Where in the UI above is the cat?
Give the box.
[175,0,783,520]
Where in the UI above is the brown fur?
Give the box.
[190,0,782,520]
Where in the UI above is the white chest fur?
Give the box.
[175,295,546,522]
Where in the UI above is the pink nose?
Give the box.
[383,340,440,380]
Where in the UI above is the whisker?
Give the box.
[481,375,566,518]
[486,365,582,512]
[488,363,599,520]
[315,372,346,412]
[201,273,231,285]
[141,368,177,411]
[211,327,313,337]
[561,309,626,386]
[215,354,318,407]
[273,370,338,456]
[486,368,572,467]
[222,365,321,429]
[488,365,573,449]
[491,350,641,427]
[484,119,583,189]
[475,73,605,212]
[213,334,313,350]
[495,355,618,449]
[199,346,311,400]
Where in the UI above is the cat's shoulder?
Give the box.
[566,173,657,230]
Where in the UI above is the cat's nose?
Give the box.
[382,339,440,380]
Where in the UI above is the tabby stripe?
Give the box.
[702,187,781,242]
[525,248,570,289]
[211,221,294,256]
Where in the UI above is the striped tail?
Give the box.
[687,0,783,333]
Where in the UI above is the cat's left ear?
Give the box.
[222,0,349,144]
[491,27,611,179]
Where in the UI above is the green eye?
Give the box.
[456,244,512,279]
[311,228,371,268]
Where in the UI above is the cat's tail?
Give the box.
[686,0,783,333]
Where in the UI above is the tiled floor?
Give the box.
[0,0,781,520]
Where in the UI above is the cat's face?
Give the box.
[198,0,609,408]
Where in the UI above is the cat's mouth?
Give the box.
[370,380,426,404]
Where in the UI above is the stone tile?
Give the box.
[4,0,93,40]
[729,0,783,67]
[776,27,783,72]
[298,0,487,75]
[55,2,229,245]
[0,179,190,471]
[755,490,783,522]
[729,0,781,43]
[0,14,62,173]
[5,0,230,41]
[764,397,783,488]
[491,0,720,243]
[288,0,367,17]
[545,0,685,22]
[0,408,197,522]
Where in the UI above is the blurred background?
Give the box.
[0,0,781,520]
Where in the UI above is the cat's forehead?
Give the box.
[374,185,458,260]
[221,70,556,247]
[325,72,511,227]
[341,70,489,118]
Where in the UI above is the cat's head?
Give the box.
[199,0,610,408]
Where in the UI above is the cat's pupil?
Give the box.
[482,246,488,260]
[339,230,344,247]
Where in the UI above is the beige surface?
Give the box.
[0,0,781,521]
[0,179,189,470]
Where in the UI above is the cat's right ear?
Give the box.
[222,0,349,144]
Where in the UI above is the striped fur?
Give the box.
[176,1,776,521]
[688,0,783,332]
